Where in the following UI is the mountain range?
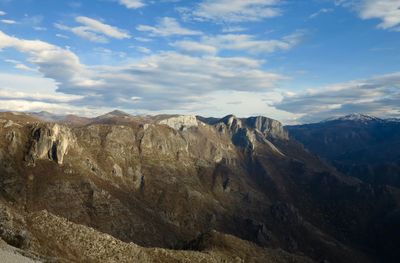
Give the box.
[287,113,400,188]
[0,111,399,262]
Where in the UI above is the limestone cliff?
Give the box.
[158,115,199,131]
[26,123,75,165]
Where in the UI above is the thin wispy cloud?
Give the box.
[181,0,283,23]
[1,19,17,24]
[137,17,202,37]
[200,31,305,54]
[172,31,305,56]
[4,59,36,72]
[118,0,145,9]
[221,26,247,33]
[171,40,218,55]
[309,8,334,19]
[55,16,131,43]
[33,26,47,31]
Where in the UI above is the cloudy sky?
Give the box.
[0,0,399,123]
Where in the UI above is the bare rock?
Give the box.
[26,124,75,165]
[112,164,123,177]
[159,115,198,131]
[245,116,289,140]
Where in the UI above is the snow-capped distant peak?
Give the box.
[324,113,381,123]
[386,118,400,123]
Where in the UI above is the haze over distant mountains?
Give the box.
[287,113,400,188]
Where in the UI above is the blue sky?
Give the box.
[0,0,399,123]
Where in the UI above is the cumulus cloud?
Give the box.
[336,0,400,31]
[0,30,286,113]
[180,0,282,23]
[0,11,6,16]
[274,72,400,122]
[118,0,145,9]
[137,17,202,36]
[55,16,131,43]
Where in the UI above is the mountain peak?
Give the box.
[325,113,381,123]
[108,110,131,116]
[98,110,132,119]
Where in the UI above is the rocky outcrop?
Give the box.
[220,115,243,134]
[25,124,75,165]
[246,116,289,140]
[215,115,287,154]
[159,115,198,131]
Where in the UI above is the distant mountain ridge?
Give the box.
[323,113,383,123]
[287,113,400,187]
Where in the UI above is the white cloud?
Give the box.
[1,19,16,24]
[181,0,282,23]
[76,16,130,39]
[137,17,202,36]
[360,0,400,30]
[55,16,131,43]
[33,26,47,31]
[337,0,400,31]
[0,99,111,117]
[135,46,151,54]
[0,30,99,89]
[0,89,80,103]
[171,40,217,54]
[0,73,108,116]
[4,59,37,72]
[134,37,152,42]
[309,8,334,19]
[56,33,69,39]
[118,0,145,9]
[0,11,6,16]
[172,31,304,55]
[275,72,400,122]
[201,31,304,54]
[0,30,286,114]
[222,26,247,33]
[0,73,83,106]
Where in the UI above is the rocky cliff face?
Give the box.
[25,123,75,165]
[158,115,199,131]
[0,111,398,262]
